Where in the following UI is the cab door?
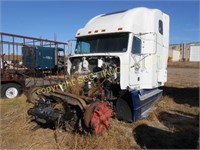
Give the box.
[129,36,142,87]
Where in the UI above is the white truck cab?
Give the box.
[69,7,170,121]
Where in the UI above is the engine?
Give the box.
[68,56,121,101]
[28,96,80,131]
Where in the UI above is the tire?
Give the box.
[116,98,133,122]
[1,83,21,99]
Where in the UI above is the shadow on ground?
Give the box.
[133,111,199,149]
[162,86,199,107]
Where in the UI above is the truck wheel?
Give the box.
[84,102,113,134]
[116,98,133,122]
[1,83,21,99]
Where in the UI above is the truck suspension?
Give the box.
[27,92,113,134]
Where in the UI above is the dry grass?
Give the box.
[0,62,199,149]
[168,61,199,68]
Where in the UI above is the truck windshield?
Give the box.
[75,33,129,54]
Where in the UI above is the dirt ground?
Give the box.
[0,62,199,149]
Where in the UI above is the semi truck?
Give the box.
[22,46,65,75]
[28,7,170,134]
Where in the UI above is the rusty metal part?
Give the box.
[44,90,87,111]
[0,32,67,45]
[84,102,101,128]
[27,82,92,105]
[1,70,25,81]
[55,90,87,108]
[101,89,106,101]
[78,94,94,102]
[84,102,113,134]
[88,78,106,97]
[27,86,42,104]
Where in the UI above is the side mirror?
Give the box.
[67,40,76,56]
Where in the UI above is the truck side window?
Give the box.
[159,20,163,35]
[132,36,141,54]
[75,41,91,53]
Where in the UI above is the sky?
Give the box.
[1,0,199,45]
